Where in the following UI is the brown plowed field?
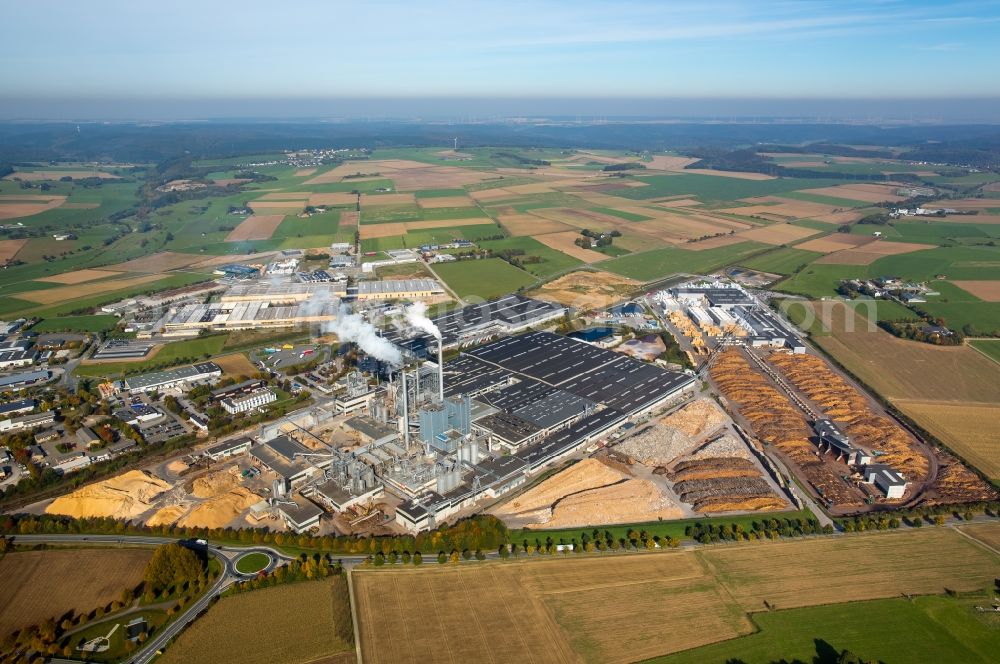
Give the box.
[0,549,152,632]
[799,183,906,203]
[534,231,608,262]
[951,280,1000,301]
[499,214,576,236]
[814,241,930,265]
[736,223,819,245]
[0,238,27,262]
[416,195,474,208]
[795,234,872,253]
[339,210,359,228]
[646,155,700,170]
[18,274,165,304]
[0,198,66,220]
[37,268,123,284]
[226,214,286,241]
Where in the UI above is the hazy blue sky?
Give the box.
[2,0,999,119]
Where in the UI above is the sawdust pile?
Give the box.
[493,459,627,523]
[662,398,727,439]
[191,467,242,499]
[146,504,190,527]
[46,470,172,520]
[176,487,262,529]
[691,434,754,461]
[538,479,685,529]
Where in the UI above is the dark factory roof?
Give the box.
[464,331,694,412]
[513,390,594,430]
[474,379,555,412]
[386,294,565,349]
[476,411,542,445]
[515,408,626,470]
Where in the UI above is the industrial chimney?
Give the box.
[438,337,445,402]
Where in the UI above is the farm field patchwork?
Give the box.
[354,526,1000,664]
[601,242,768,281]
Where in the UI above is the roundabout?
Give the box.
[233,551,272,575]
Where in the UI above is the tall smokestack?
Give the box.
[401,367,410,447]
[438,337,445,402]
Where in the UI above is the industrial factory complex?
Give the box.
[227,297,696,534]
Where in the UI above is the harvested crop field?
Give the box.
[306,192,358,206]
[17,273,165,304]
[950,280,1000,301]
[46,470,172,519]
[159,576,353,664]
[701,527,1000,611]
[354,554,747,664]
[815,240,929,265]
[0,198,66,220]
[226,214,286,241]
[107,251,204,272]
[960,522,1000,552]
[647,155,700,170]
[734,222,817,245]
[4,170,119,181]
[212,352,259,377]
[416,195,474,208]
[683,169,775,180]
[895,400,1000,479]
[810,302,1000,403]
[356,526,1000,664]
[0,549,153,633]
[795,234,872,253]
[0,238,27,262]
[534,231,608,262]
[798,183,906,203]
[499,214,576,236]
[339,210,359,228]
[36,268,123,284]
[530,269,639,310]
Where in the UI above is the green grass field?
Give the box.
[432,257,536,300]
[74,335,229,378]
[476,236,583,277]
[601,242,768,281]
[740,247,824,275]
[656,595,1000,664]
[31,315,120,334]
[970,339,1000,364]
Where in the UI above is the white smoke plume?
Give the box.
[404,302,442,339]
[325,304,403,367]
